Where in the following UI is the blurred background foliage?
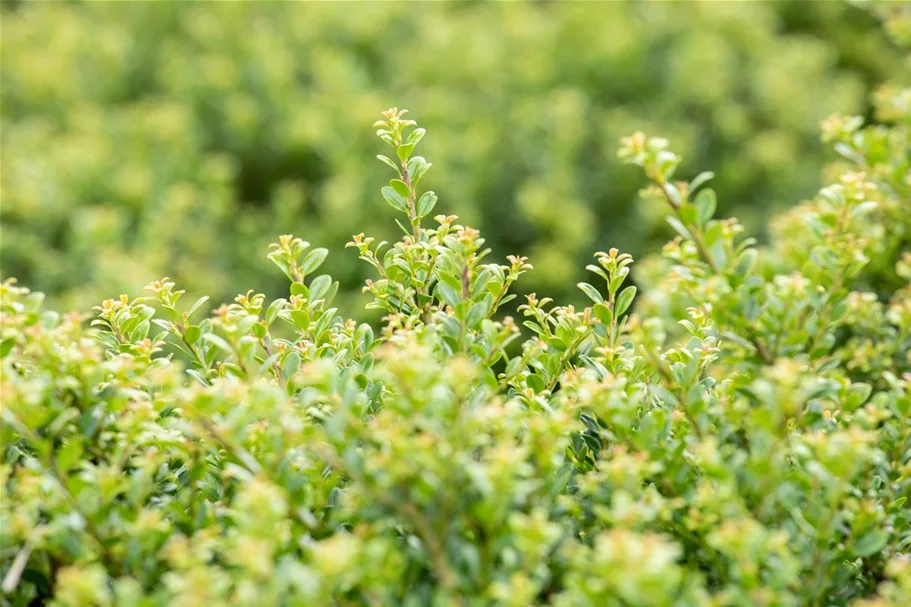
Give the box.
[0,0,905,314]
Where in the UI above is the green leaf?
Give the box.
[290,282,308,297]
[703,222,723,248]
[735,248,757,278]
[396,143,415,162]
[666,216,692,240]
[406,127,426,146]
[437,282,461,308]
[290,310,311,331]
[0,338,14,359]
[695,189,716,227]
[593,303,613,326]
[678,203,698,226]
[526,374,545,392]
[850,201,878,219]
[834,142,865,164]
[309,275,332,301]
[376,154,400,173]
[417,191,437,217]
[265,299,287,326]
[381,186,408,212]
[409,157,432,185]
[390,179,410,199]
[184,325,202,344]
[300,248,328,276]
[283,351,301,380]
[547,336,568,352]
[577,282,603,304]
[586,264,609,282]
[854,530,888,557]
[187,296,210,319]
[393,217,412,236]
[202,333,232,355]
[614,285,637,317]
[689,171,715,192]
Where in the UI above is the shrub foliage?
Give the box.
[0,0,904,310]
[3,6,911,605]
[3,67,911,605]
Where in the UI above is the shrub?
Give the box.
[0,0,904,312]
[3,51,910,605]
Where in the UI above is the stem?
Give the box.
[420,248,440,324]
[400,160,421,241]
[607,285,617,350]
[658,180,775,364]
[487,275,517,319]
[806,271,846,362]
[658,181,720,274]
[748,333,774,365]
[1,525,45,594]
[4,410,116,571]
[545,327,593,393]
[262,336,287,388]
[644,347,703,439]
[197,417,316,531]
[179,331,211,378]
[315,443,459,591]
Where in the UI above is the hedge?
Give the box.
[2,9,910,601]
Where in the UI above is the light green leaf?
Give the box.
[577,282,603,304]
[614,285,637,317]
[301,248,329,276]
[381,186,408,212]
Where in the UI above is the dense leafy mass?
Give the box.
[1,0,905,311]
[3,4,911,605]
[3,48,911,604]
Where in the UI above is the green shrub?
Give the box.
[3,45,910,604]
[0,0,905,312]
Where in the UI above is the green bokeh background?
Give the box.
[0,0,903,315]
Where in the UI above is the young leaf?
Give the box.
[396,143,415,162]
[184,325,202,344]
[381,186,409,213]
[202,333,232,355]
[409,157,432,185]
[376,154,401,174]
[666,216,693,240]
[577,282,603,304]
[695,189,717,227]
[614,285,637,317]
[689,171,715,193]
[301,248,329,276]
[406,128,426,146]
[417,191,438,217]
[290,310,311,331]
[593,303,613,326]
[187,296,210,319]
[390,179,410,199]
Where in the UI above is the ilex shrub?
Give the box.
[2,39,911,607]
